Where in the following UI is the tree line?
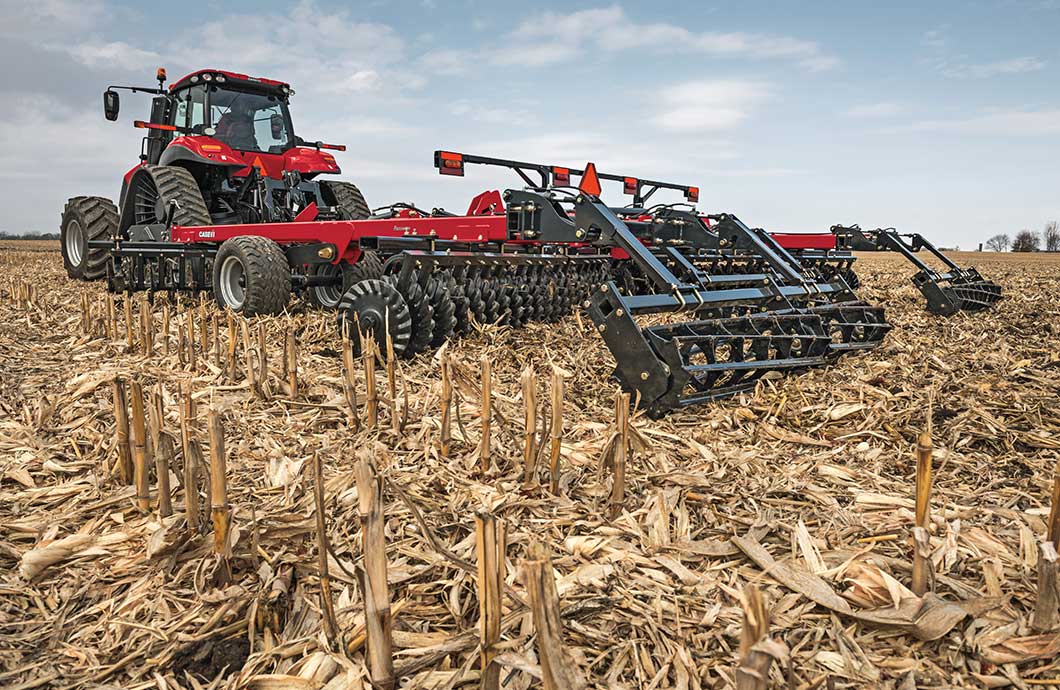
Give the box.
[0,232,60,241]
[986,221,1060,252]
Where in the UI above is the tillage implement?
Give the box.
[829,225,1003,316]
[58,67,994,416]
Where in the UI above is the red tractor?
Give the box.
[60,67,372,308]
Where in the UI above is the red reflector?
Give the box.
[685,186,699,203]
[579,162,602,197]
[439,151,462,161]
[133,120,177,131]
[623,177,638,195]
[552,166,570,186]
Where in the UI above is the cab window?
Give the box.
[208,87,292,154]
[172,85,206,132]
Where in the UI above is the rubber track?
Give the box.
[319,181,370,220]
[61,196,118,280]
[142,165,211,226]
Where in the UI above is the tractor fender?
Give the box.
[117,165,160,234]
[160,137,246,169]
[118,163,146,211]
[284,146,342,177]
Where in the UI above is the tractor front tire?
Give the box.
[213,236,291,316]
[319,181,370,220]
[61,196,118,280]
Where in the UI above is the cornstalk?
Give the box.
[479,355,491,473]
[439,354,452,457]
[549,367,564,494]
[129,380,151,511]
[912,428,935,596]
[208,407,232,582]
[313,453,340,646]
[521,365,537,486]
[354,456,394,688]
[475,512,506,690]
[609,391,630,519]
[111,378,133,483]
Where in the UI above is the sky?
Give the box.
[1,0,1058,247]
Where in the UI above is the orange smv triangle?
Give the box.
[578,162,602,196]
[251,156,267,175]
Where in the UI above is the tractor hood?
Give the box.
[161,136,341,179]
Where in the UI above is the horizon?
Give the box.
[2,0,1058,246]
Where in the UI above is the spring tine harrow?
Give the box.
[831,225,1003,315]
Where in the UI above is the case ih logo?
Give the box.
[199,230,216,239]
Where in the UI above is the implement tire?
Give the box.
[307,250,385,309]
[61,196,118,280]
[213,236,291,316]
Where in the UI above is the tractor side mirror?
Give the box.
[270,113,284,139]
[103,90,120,121]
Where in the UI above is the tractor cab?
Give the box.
[98,68,363,235]
[158,70,342,180]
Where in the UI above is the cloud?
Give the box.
[493,5,837,71]
[845,102,904,118]
[652,80,770,132]
[173,1,409,99]
[921,28,948,50]
[1,0,106,39]
[448,100,537,126]
[418,49,471,75]
[904,109,1060,136]
[61,41,164,71]
[941,56,1046,78]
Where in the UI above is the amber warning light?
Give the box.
[436,151,464,176]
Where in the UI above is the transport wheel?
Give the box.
[213,236,291,316]
[336,279,411,356]
[60,196,118,280]
[319,181,370,220]
[126,165,211,234]
[307,250,386,309]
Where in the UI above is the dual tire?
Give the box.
[213,236,292,316]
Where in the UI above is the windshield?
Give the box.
[208,87,293,154]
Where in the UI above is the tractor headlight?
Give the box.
[216,74,225,83]
[190,75,199,83]
[202,73,213,81]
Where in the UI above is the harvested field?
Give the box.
[1,240,1058,689]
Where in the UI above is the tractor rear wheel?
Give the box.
[61,196,118,280]
[213,236,291,316]
[319,181,370,220]
[126,165,211,235]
